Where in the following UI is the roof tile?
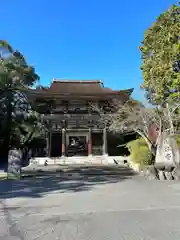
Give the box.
[49,80,110,94]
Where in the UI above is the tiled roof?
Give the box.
[49,80,112,94]
[31,80,133,99]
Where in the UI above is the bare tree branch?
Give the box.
[91,98,180,153]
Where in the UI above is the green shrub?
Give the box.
[175,135,180,148]
[126,138,152,166]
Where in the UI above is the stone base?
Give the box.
[141,166,159,180]
[30,155,130,166]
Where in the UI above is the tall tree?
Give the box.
[139,3,180,104]
[0,40,40,163]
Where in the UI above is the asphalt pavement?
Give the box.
[0,166,180,239]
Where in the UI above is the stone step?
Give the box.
[30,156,130,166]
[22,165,136,178]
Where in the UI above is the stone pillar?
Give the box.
[103,127,108,155]
[8,148,22,179]
[61,128,66,157]
[88,128,92,156]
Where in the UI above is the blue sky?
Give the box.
[1,0,177,102]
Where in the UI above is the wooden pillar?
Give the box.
[103,127,108,155]
[61,128,66,156]
[88,128,92,156]
[45,131,49,157]
[48,131,52,157]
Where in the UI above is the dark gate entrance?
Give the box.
[67,136,88,156]
[51,133,62,157]
[92,132,103,155]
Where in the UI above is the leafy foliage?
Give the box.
[94,96,179,158]
[126,138,153,166]
[175,134,180,148]
[139,3,180,104]
[0,40,39,89]
[0,40,42,159]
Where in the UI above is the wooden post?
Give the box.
[45,131,49,157]
[49,131,52,157]
[88,128,92,156]
[103,127,108,155]
[61,128,66,156]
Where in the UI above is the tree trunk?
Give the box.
[166,103,174,135]
[22,131,34,147]
[2,91,13,170]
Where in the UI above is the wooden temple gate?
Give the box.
[45,114,108,157]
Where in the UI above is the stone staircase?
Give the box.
[22,163,138,180]
[30,155,130,166]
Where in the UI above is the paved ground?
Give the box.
[0,166,180,239]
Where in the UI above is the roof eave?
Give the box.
[29,88,133,96]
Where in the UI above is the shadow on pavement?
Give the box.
[0,165,137,199]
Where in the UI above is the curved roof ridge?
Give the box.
[52,79,103,83]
